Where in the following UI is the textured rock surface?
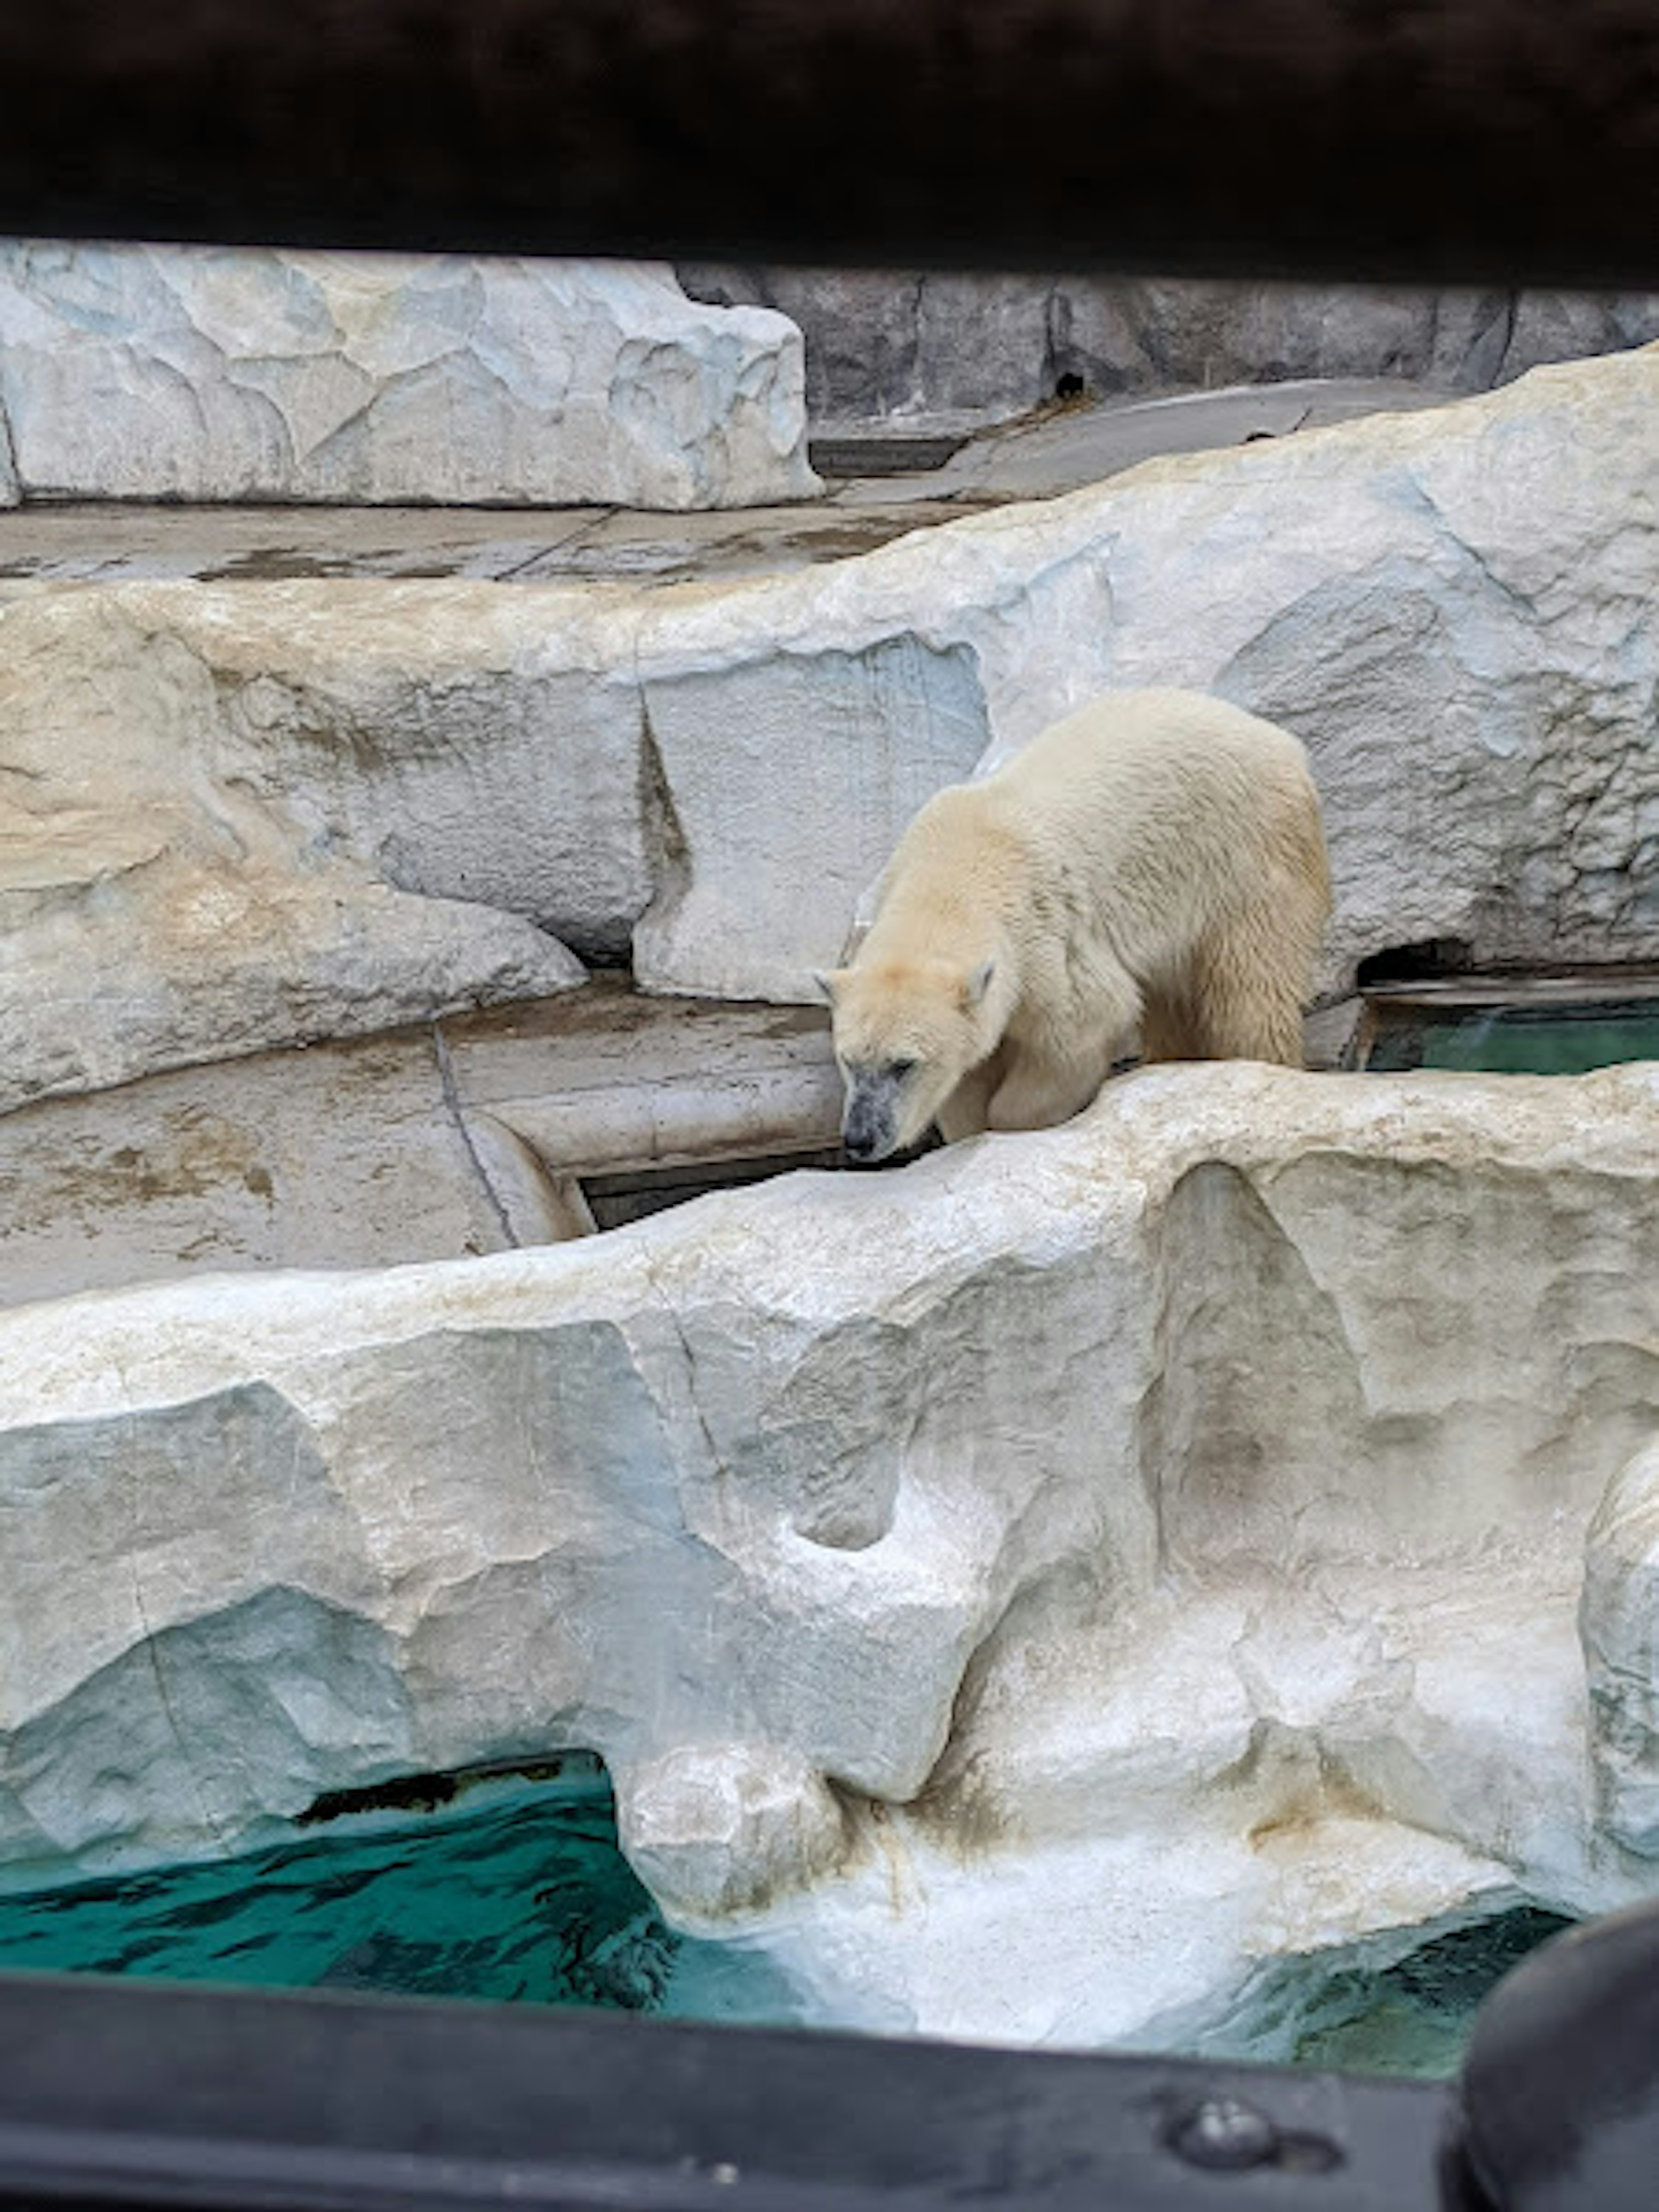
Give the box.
[0,1020,521,1307]
[0,246,819,510]
[3,349,1653,1105]
[0,1062,1653,2046]
[0,587,587,1110]
[0,380,1463,588]
[632,630,992,1000]
[680,267,1659,429]
[1582,1439,1659,1857]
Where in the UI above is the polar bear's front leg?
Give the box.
[934,1039,1013,1143]
[984,1042,1112,1133]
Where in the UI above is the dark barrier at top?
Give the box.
[0,0,1655,283]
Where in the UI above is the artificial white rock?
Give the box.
[2,348,1653,1106]
[0,245,819,510]
[0,570,995,1101]
[632,626,994,999]
[0,1061,1653,2048]
[643,346,1659,995]
[0,586,587,1110]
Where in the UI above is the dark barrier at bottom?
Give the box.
[0,1966,1456,2212]
[4,1898,1658,2212]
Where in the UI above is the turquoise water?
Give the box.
[1366,1001,1659,1076]
[0,1767,798,2024]
[1288,1909,1572,2075]
[1185,1907,1575,2080]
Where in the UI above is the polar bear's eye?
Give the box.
[887,1058,917,1081]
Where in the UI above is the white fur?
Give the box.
[823,688,1332,1158]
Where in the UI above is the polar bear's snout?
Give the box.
[841,1065,909,1163]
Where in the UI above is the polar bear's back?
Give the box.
[979,687,1327,936]
[990,688,1312,826]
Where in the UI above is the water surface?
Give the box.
[0,1769,798,2024]
[1366,999,1659,1076]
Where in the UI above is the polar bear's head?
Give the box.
[816,956,997,1163]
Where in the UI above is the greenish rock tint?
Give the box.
[0,1767,799,2024]
[1367,1001,1659,1077]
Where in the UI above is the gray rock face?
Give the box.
[633,634,992,1000]
[0,1061,1653,2047]
[680,266,1659,429]
[0,247,820,510]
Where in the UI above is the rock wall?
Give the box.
[0,1062,1653,2046]
[679,267,1659,429]
[2,347,1652,1109]
[0,247,820,510]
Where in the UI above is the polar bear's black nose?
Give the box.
[842,1100,888,1161]
[842,1076,897,1164]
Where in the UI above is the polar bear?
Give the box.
[818,688,1331,1163]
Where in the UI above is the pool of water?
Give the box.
[1366,998,1659,1076]
[0,1766,798,2026]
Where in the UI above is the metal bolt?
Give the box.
[1170,2095,1281,2171]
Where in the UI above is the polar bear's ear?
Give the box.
[963,959,996,1010]
[811,968,842,1004]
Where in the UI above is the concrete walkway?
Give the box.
[0,378,1457,589]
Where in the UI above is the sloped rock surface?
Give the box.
[0,588,585,1110]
